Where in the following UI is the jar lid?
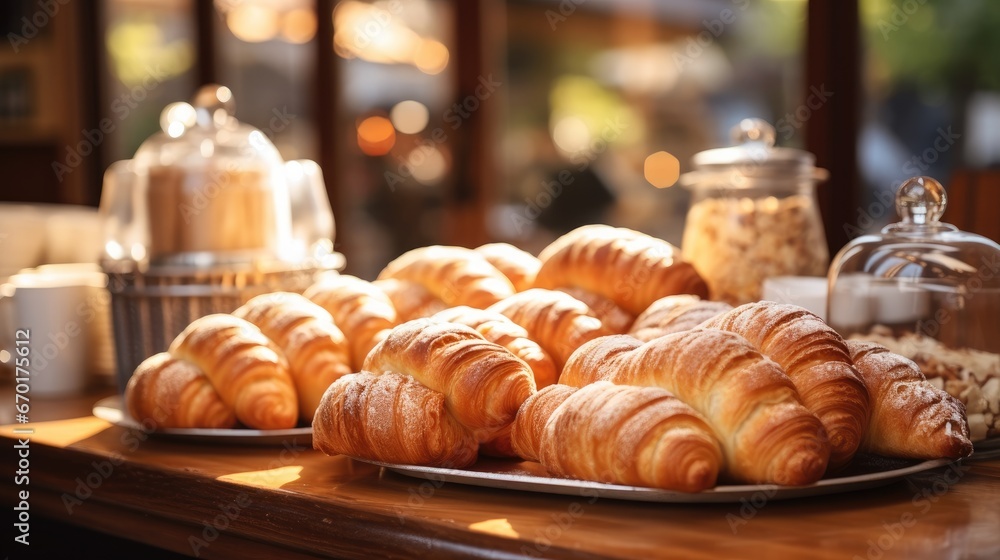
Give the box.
[829,176,1000,284]
[683,118,828,184]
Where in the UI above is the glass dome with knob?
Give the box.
[827,175,1000,355]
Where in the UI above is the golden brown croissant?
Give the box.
[534,225,709,315]
[313,372,479,468]
[557,287,635,334]
[847,340,973,459]
[515,382,724,492]
[629,295,733,341]
[486,288,612,370]
[509,384,575,462]
[233,292,352,421]
[373,278,448,322]
[431,306,558,389]
[304,274,398,369]
[377,245,516,309]
[363,320,536,453]
[560,331,830,486]
[125,353,237,429]
[169,314,299,430]
[702,302,870,469]
[475,243,540,292]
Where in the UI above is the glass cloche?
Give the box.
[101,84,328,268]
[828,175,1000,355]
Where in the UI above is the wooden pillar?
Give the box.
[806,0,860,255]
[445,0,496,247]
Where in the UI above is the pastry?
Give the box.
[304,274,399,369]
[234,292,352,420]
[169,314,299,430]
[513,382,723,492]
[560,331,830,486]
[378,245,516,309]
[534,225,708,315]
[363,319,536,455]
[125,352,236,429]
[432,306,559,389]
[847,340,973,459]
[486,288,612,370]
[702,302,870,469]
[628,295,732,341]
[373,278,448,322]
[313,372,479,468]
[475,242,540,292]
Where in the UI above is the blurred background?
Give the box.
[0,0,998,278]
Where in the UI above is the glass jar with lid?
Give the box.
[828,176,1000,441]
[680,118,829,305]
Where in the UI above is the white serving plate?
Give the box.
[93,395,312,446]
[356,455,954,503]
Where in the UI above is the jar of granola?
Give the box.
[680,119,829,305]
[828,176,1000,443]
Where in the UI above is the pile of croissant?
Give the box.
[126,225,973,492]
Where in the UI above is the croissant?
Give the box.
[629,295,733,341]
[560,331,830,486]
[363,320,536,453]
[534,225,709,315]
[702,302,870,469]
[557,287,635,334]
[373,278,448,322]
[509,384,575,462]
[514,382,724,492]
[125,353,237,429]
[313,372,479,468]
[475,243,540,292]
[486,288,612,371]
[233,292,352,421]
[847,340,973,459]
[377,245,516,309]
[304,274,398,369]
[169,314,299,430]
[431,306,558,389]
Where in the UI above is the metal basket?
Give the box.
[105,260,333,392]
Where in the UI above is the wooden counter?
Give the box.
[3,387,1000,559]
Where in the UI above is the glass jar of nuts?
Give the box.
[679,118,829,305]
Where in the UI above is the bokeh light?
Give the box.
[390,100,430,134]
[282,8,317,44]
[414,39,450,75]
[644,151,680,188]
[227,4,280,43]
[357,115,396,156]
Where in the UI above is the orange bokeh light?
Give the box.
[357,115,396,156]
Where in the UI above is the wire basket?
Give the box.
[105,259,337,392]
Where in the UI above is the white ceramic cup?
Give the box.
[1,268,106,397]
